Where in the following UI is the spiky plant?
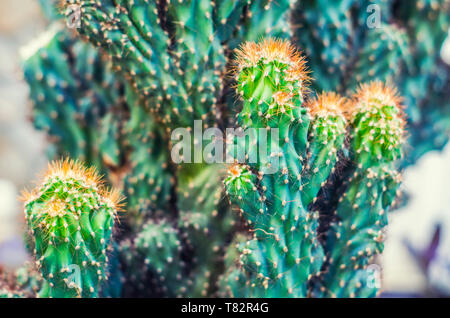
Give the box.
[2,0,442,298]
[315,82,405,298]
[22,159,122,297]
[221,39,348,297]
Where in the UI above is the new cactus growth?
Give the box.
[22,159,122,297]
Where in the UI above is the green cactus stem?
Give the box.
[23,159,123,297]
[317,81,405,298]
[222,39,347,297]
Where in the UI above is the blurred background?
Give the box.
[0,0,449,297]
[0,0,47,268]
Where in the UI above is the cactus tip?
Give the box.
[44,157,102,187]
[234,38,309,83]
[351,81,404,118]
[306,91,347,118]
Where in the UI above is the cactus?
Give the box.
[2,0,443,299]
[22,159,122,297]
[293,0,450,166]
[221,41,405,298]
[21,24,127,169]
[221,39,348,297]
[314,82,405,298]
[32,0,296,298]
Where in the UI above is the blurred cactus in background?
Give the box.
[0,0,447,298]
[294,0,450,165]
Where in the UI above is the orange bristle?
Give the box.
[234,38,309,83]
[350,81,403,113]
[44,158,102,187]
[306,92,347,118]
[103,188,126,213]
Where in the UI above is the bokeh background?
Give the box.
[0,0,449,297]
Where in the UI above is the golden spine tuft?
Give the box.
[306,92,348,118]
[349,81,405,120]
[234,38,309,83]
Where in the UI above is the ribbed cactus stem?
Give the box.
[223,39,346,297]
[319,81,405,298]
[22,159,122,297]
[302,92,347,206]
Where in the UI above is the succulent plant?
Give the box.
[3,0,445,298]
[22,159,122,297]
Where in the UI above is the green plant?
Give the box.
[294,0,450,165]
[314,82,405,297]
[221,39,346,297]
[220,40,404,298]
[22,159,122,297]
[4,0,446,298]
